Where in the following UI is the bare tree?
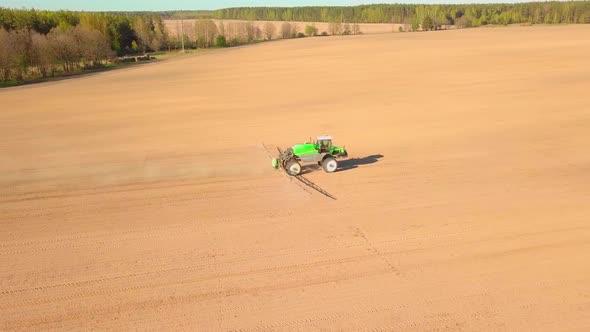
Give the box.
[150,36,162,52]
[352,23,361,35]
[225,21,249,44]
[245,21,258,42]
[7,30,32,81]
[151,21,167,52]
[75,26,113,67]
[225,21,235,41]
[195,19,218,48]
[30,32,54,77]
[237,22,249,43]
[281,22,292,39]
[0,28,32,81]
[343,23,352,35]
[218,20,225,37]
[290,23,299,38]
[47,27,80,72]
[245,21,254,41]
[263,21,276,40]
[0,29,15,81]
[328,21,343,35]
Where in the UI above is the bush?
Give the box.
[296,32,306,38]
[230,38,240,47]
[304,25,318,36]
[320,31,328,36]
[215,35,227,47]
[398,26,404,32]
[131,40,139,53]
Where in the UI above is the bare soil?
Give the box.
[1,25,590,330]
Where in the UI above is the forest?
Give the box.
[0,8,168,83]
[212,2,590,26]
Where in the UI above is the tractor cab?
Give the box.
[316,135,332,153]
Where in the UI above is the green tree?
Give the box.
[422,16,434,30]
[131,40,138,53]
[304,24,318,36]
[209,3,590,26]
[133,17,151,53]
[215,35,227,47]
[411,17,420,31]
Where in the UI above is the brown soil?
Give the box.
[1,25,590,330]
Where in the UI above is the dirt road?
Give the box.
[1,25,590,330]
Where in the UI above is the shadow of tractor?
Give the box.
[300,154,383,174]
[338,154,384,172]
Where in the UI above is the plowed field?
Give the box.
[1,25,590,330]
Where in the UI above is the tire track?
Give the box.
[3,224,586,295]
[0,227,204,256]
[0,175,253,204]
[0,247,386,300]
[232,292,494,332]
[0,214,302,255]
[0,223,191,249]
[2,229,589,329]
[354,227,399,275]
[234,275,589,332]
[0,262,398,324]
[0,220,448,255]
[2,177,263,224]
[0,229,467,295]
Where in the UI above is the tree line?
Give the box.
[0,8,169,82]
[211,2,590,26]
[2,2,589,83]
[186,19,362,50]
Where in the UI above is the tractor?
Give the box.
[272,136,348,175]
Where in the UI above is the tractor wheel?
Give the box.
[286,161,302,176]
[322,157,338,173]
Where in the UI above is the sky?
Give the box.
[0,0,535,11]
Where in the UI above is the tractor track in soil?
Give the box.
[3,223,586,298]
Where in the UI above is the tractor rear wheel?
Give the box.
[322,157,338,173]
[286,161,302,176]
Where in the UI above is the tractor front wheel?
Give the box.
[322,157,338,173]
[286,161,302,176]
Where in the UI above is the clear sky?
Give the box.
[0,0,530,11]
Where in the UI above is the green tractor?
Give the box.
[272,136,348,175]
